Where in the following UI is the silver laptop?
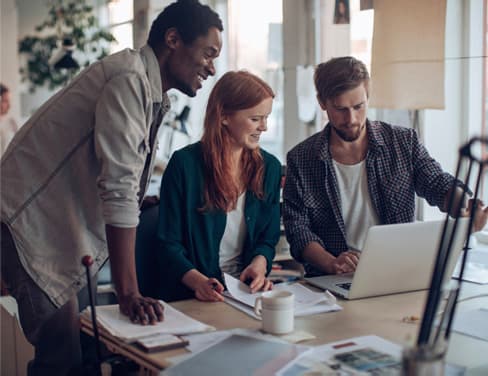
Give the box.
[305,219,469,300]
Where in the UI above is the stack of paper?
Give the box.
[82,301,214,342]
[223,274,342,319]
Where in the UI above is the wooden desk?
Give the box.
[81,281,488,375]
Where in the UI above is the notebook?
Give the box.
[305,219,469,300]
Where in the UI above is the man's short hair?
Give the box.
[147,0,223,51]
[314,56,370,103]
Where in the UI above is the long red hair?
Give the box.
[201,71,275,212]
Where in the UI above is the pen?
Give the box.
[211,282,218,290]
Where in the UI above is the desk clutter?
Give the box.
[163,332,467,376]
[162,334,403,376]
[222,273,342,319]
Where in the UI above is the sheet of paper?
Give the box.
[452,308,488,342]
[82,301,214,342]
[224,273,256,306]
[223,273,339,315]
[452,249,488,284]
[224,294,341,320]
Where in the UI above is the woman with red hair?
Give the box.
[156,71,281,302]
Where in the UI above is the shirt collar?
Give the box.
[366,120,387,149]
[140,44,163,104]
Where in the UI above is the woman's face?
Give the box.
[222,97,273,151]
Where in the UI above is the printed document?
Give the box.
[223,273,341,318]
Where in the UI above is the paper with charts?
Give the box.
[277,335,403,376]
[222,273,342,318]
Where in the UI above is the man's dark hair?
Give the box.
[148,0,223,51]
[0,83,8,97]
[314,56,370,104]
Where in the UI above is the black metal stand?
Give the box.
[417,136,487,349]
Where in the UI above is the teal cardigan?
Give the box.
[156,142,282,301]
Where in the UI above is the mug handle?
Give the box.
[254,297,263,316]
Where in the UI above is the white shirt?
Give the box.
[333,159,380,251]
[219,193,246,278]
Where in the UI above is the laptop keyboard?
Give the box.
[336,282,352,290]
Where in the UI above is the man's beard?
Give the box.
[332,122,365,142]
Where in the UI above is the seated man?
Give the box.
[283,56,487,277]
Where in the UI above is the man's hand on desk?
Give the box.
[118,293,164,325]
[463,198,488,232]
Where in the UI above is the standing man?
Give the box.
[0,0,223,374]
[283,56,487,277]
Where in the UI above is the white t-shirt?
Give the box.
[219,193,246,278]
[332,159,380,251]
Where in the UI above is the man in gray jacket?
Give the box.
[0,1,223,374]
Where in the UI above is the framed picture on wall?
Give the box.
[334,0,350,25]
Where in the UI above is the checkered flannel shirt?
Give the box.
[283,120,457,276]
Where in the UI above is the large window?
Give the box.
[226,0,284,161]
[349,0,374,69]
[107,0,134,53]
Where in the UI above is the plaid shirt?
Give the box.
[283,120,456,276]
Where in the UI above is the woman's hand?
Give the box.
[182,269,225,302]
[240,255,273,293]
[194,278,225,302]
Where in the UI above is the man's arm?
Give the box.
[283,160,360,274]
[106,225,164,324]
[443,186,488,232]
[302,241,359,274]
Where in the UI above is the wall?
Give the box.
[423,0,484,220]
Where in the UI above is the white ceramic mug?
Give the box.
[254,290,294,334]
